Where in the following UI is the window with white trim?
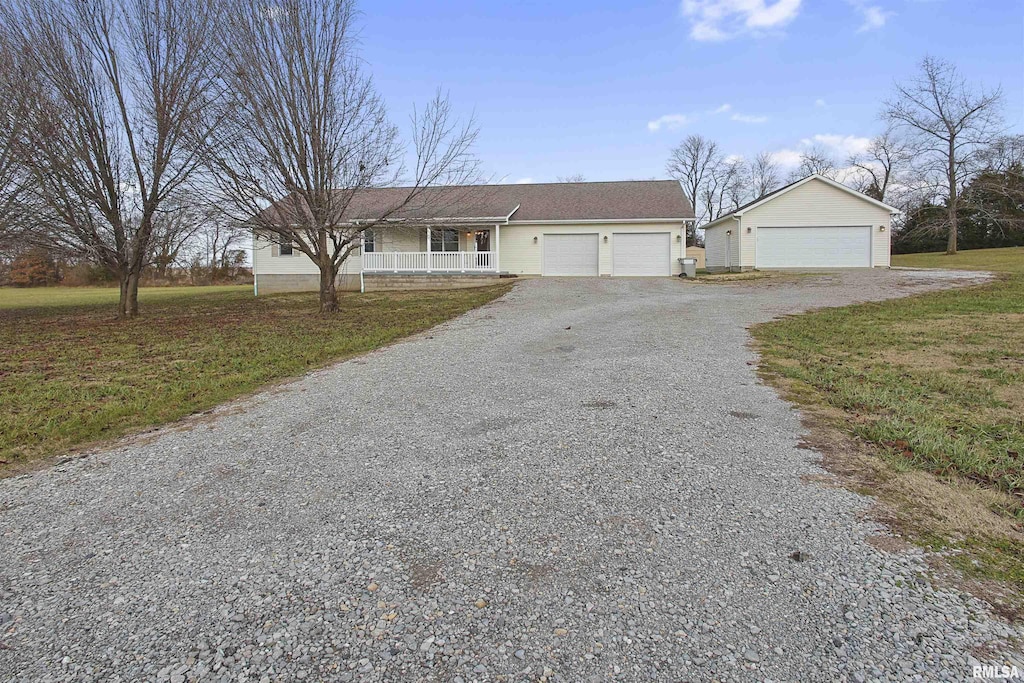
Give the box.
[363,229,375,253]
[430,228,459,252]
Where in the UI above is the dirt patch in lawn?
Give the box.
[686,271,823,285]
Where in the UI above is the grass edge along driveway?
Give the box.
[752,247,1024,618]
[0,283,513,472]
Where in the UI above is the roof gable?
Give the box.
[702,174,900,230]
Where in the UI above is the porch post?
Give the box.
[426,226,432,273]
[495,224,500,273]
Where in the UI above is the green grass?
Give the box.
[893,246,1024,274]
[753,246,1024,602]
[754,251,1024,505]
[0,284,252,310]
[0,283,512,468]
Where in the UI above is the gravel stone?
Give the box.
[1,270,1021,682]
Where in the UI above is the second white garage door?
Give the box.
[612,232,672,276]
[756,226,871,268]
[543,234,599,276]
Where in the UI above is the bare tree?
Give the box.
[556,174,586,183]
[0,33,29,244]
[789,144,837,181]
[667,134,721,241]
[149,199,209,279]
[186,211,248,276]
[205,0,478,313]
[848,127,916,202]
[1,0,219,317]
[883,55,1004,254]
[975,134,1024,174]
[701,156,746,223]
[749,151,780,200]
[961,134,1024,239]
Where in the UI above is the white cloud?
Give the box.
[815,98,827,108]
[515,177,534,184]
[647,113,692,132]
[681,0,802,42]
[769,149,803,168]
[768,133,873,174]
[848,0,892,32]
[651,104,766,131]
[802,133,872,157]
[731,113,768,124]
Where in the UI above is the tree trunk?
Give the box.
[319,263,338,314]
[947,138,958,255]
[117,272,130,320]
[946,199,958,255]
[126,270,141,319]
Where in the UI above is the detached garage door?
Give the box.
[612,232,672,276]
[543,234,599,276]
[756,226,871,268]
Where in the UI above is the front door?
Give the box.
[474,230,491,267]
[475,230,490,251]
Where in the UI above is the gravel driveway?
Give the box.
[1,270,1020,682]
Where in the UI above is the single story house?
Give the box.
[252,180,695,293]
[703,174,899,272]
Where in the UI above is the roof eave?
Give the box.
[508,216,692,225]
[345,215,512,226]
[702,213,742,230]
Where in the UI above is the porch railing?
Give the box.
[362,251,495,273]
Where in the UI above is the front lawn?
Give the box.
[0,284,253,310]
[752,247,1024,614]
[892,246,1024,273]
[0,284,512,470]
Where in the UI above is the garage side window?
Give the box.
[278,237,293,256]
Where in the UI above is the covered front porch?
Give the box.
[361,225,500,274]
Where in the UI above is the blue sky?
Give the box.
[360,0,1024,184]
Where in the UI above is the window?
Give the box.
[278,237,293,256]
[363,229,375,253]
[430,228,459,252]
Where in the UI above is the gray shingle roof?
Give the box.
[259,180,693,226]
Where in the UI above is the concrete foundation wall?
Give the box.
[255,273,360,294]
[254,272,502,294]
[363,274,502,292]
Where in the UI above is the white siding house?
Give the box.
[252,180,694,293]
[703,175,898,272]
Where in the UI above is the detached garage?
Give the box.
[703,174,898,272]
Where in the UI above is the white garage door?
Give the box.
[756,226,871,268]
[612,232,672,276]
[543,234,599,276]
